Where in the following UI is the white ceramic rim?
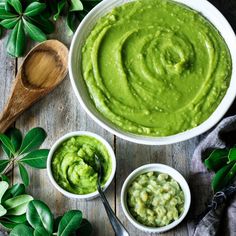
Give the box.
[120,164,191,233]
[69,0,236,145]
[47,131,116,200]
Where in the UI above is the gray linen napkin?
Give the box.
[188,115,236,236]
[187,1,236,235]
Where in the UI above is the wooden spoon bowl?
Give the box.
[0,40,68,133]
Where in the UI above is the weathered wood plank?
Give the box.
[14,18,115,236]
[0,33,16,181]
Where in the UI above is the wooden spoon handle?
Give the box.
[0,107,19,133]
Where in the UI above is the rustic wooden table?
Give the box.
[0,1,235,235]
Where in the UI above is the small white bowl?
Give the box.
[121,164,191,233]
[69,0,236,145]
[47,131,116,200]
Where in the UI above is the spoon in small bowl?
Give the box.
[0,40,68,133]
[95,155,130,236]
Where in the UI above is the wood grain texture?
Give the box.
[1,0,234,233]
[0,33,16,179]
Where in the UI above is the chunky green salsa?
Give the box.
[127,172,184,227]
[52,136,112,195]
[81,0,232,136]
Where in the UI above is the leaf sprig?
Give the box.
[0,127,49,186]
[0,0,53,57]
[0,181,33,229]
[204,147,236,192]
[0,181,93,236]
[45,0,102,32]
[0,0,102,57]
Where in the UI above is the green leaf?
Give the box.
[26,200,53,234]
[3,128,23,158]
[76,219,93,236]
[228,148,236,162]
[0,134,15,155]
[58,210,83,236]
[204,149,229,172]
[0,17,19,29]
[18,163,30,186]
[23,18,47,42]
[10,224,33,236]
[212,162,236,192]
[19,127,47,154]
[0,220,18,229]
[0,174,10,184]
[5,1,13,12]
[0,25,2,38]
[26,15,54,34]
[70,0,83,12]
[0,160,10,172]
[4,194,33,215]
[24,2,46,17]
[7,0,22,14]
[7,20,26,57]
[6,128,22,153]
[0,204,7,217]
[2,183,26,202]
[53,0,66,21]
[67,12,79,32]
[0,8,17,19]
[54,216,62,232]
[9,184,26,196]
[3,214,27,223]
[34,226,51,236]
[0,181,9,203]
[21,149,49,169]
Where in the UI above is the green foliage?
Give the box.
[58,210,82,236]
[18,163,29,187]
[0,182,93,235]
[48,0,102,33]
[0,0,102,57]
[0,181,33,230]
[3,194,33,215]
[0,0,51,57]
[27,200,54,234]
[204,147,236,192]
[0,127,49,186]
[9,224,34,236]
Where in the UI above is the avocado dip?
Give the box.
[52,136,112,195]
[127,172,184,227]
[81,0,232,136]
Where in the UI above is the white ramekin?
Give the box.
[47,131,116,200]
[69,0,236,145]
[121,164,191,233]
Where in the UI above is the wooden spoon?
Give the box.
[0,40,68,133]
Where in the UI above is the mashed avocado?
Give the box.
[52,136,112,194]
[81,0,232,136]
[127,172,184,227]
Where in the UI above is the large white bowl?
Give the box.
[69,0,236,145]
[121,164,191,233]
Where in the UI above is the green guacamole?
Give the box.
[81,0,232,136]
[52,136,112,195]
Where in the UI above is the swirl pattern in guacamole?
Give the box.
[81,0,232,136]
[52,136,112,195]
